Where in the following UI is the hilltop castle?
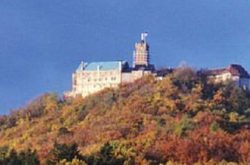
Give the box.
[65,33,155,97]
[65,33,250,98]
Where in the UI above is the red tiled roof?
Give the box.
[205,64,250,78]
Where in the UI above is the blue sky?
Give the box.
[1,0,250,114]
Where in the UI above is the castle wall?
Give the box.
[121,70,152,84]
[213,72,232,83]
[69,69,122,97]
[207,72,249,89]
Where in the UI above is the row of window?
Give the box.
[92,83,117,88]
[87,77,117,82]
[73,77,118,86]
[80,71,117,76]
[74,83,117,90]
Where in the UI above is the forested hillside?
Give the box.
[0,67,249,165]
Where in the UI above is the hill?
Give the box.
[0,67,249,165]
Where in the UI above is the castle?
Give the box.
[203,64,250,90]
[65,33,250,98]
[65,33,155,97]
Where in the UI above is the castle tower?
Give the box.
[133,32,150,68]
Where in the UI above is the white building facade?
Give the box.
[205,64,250,89]
[65,33,154,97]
[65,33,250,98]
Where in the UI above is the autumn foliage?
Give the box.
[0,67,250,164]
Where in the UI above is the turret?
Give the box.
[133,32,150,68]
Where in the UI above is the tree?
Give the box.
[86,142,126,165]
[18,149,40,165]
[0,148,39,165]
[173,66,197,91]
[46,143,80,165]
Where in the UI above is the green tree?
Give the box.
[46,143,80,165]
[86,142,127,165]
[18,149,40,165]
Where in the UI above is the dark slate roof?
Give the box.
[228,64,250,78]
[205,64,250,78]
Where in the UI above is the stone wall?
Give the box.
[69,69,122,97]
